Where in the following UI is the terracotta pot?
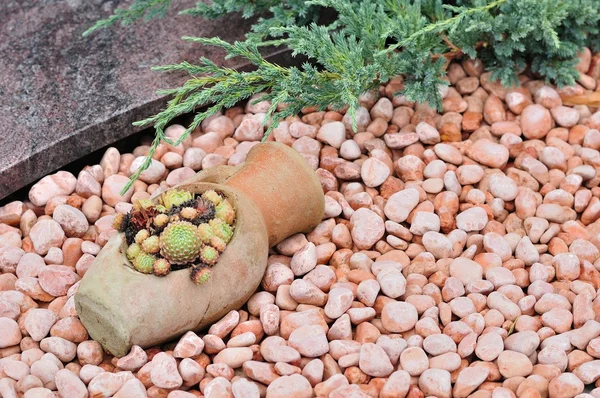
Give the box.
[75,142,324,356]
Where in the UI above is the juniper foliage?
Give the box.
[85,0,600,192]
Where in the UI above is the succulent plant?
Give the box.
[153,214,169,228]
[202,190,223,206]
[126,243,141,260]
[133,252,155,274]
[211,220,233,243]
[200,245,219,265]
[153,258,171,276]
[193,198,216,225]
[197,223,215,244]
[155,205,167,213]
[112,213,125,230]
[210,236,226,253]
[135,229,150,245]
[180,207,198,220]
[133,198,154,211]
[215,199,235,225]
[190,266,211,285]
[159,221,202,264]
[161,189,193,210]
[141,235,160,254]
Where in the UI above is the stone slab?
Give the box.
[0,0,293,200]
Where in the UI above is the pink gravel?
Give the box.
[1,50,600,397]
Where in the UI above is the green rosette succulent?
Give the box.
[153,258,171,276]
[197,223,215,244]
[202,190,223,206]
[214,199,235,225]
[141,235,160,254]
[159,221,202,264]
[190,266,211,285]
[134,229,150,245]
[153,214,169,228]
[133,198,154,211]
[133,252,155,274]
[161,189,193,210]
[126,243,141,261]
[200,245,219,265]
[211,220,233,243]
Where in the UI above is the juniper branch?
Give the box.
[84,0,600,195]
[83,0,173,36]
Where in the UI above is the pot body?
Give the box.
[75,183,267,356]
[75,142,324,356]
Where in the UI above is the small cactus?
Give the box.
[210,236,227,252]
[154,214,169,228]
[197,223,215,244]
[135,229,150,245]
[161,189,193,210]
[202,190,223,206]
[155,205,167,213]
[200,245,219,265]
[159,221,202,264]
[215,199,235,225]
[153,258,171,276]
[112,213,125,230]
[180,207,198,220]
[141,235,160,254]
[133,252,155,274]
[126,243,141,260]
[133,198,154,211]
[190,266,211,285]
[211,220,233,243]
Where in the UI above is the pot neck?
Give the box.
[225,142,324,246]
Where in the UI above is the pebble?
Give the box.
[317,122,346,148]
[384,188,420,222]
[419,368,452,398]
[130,157,166,184]
[361,158,390,187]
[288,325,329,358]
[88,372,124,397]
[24,309,56,341]
[28,172,76,207]
[521,104,552,139]
[101,175,134,206]
[548,373,584,398]
[52,205,88,238]
[0,318,22,348]
[382,301,418,332]
[358,343,393,377]
[466,139,509,168]
[54,369,87,398]
[290,242,317,276]
[116,345,148,371]
[350,208,384,249]
[324,288,354,319]
[453,367,489,397]
[113,378,147,398]
[213,347,253,368]
[151,352,183,389]
[173,331,205,358]
[497,350,533,378]
[29,220,65,256]
[38,265,77,297]
[266,374,312,398]
[456,206,488,231]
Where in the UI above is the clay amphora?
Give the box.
[75,142,324,356]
